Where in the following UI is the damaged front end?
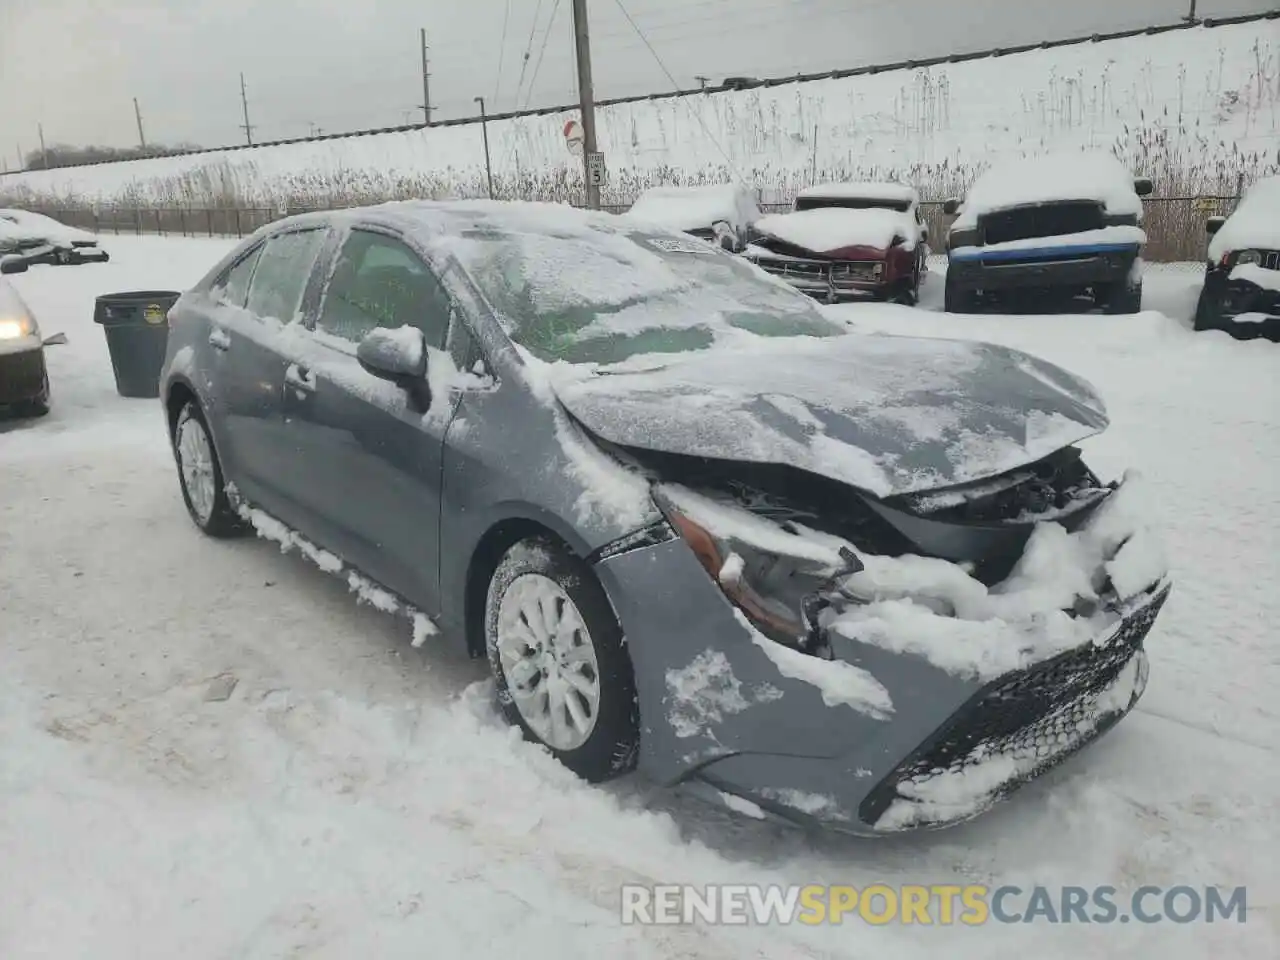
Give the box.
[616,442,1171,832]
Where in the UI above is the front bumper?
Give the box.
[0,343,48,405]
[1219,277,1280,337]
[595,484,1169,835]
[947,244,1138,292]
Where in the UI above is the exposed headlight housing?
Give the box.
[1235,249,1262,266]
[653,484,864,655]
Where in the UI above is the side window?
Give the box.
[244,229,326,324]
[210,244,263,307]
[317,230,452,348]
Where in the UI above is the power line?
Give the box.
[521,0,565,111]
[492,0,514,106]
[610,0,745,183]
[509,0,546,111]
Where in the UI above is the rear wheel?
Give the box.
[1100,279,1143,315]
[172,401,244,537]
[485,536,639,782]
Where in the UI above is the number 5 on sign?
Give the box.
[586,152,606,187]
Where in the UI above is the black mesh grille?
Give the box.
[0,350,45,404]
[981,202,1104,245]
[861,584,1170,828]
[1257,250,1279,271]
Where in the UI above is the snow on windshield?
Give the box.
[952,151,1144,229]
[438,210,844,365]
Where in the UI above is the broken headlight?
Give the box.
[652,484,864,655]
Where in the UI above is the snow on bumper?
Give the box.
[595,473,1170,834]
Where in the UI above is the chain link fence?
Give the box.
[25,193,1241,262]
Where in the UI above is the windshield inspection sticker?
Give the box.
[645,237,718,255]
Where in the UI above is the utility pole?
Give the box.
[474,97,494,198]
[1185,0,1197,21]
[571,0,602,209]
[16,142,23,171]
[134,97,148,151]
[37,124,47,168]
[308,122,324,137]
[420,28,433,125]
[239,73,255,146]
[695,75,709,90]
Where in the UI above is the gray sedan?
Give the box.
[159,200,1171,833]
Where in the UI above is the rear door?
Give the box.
[214,226,328,524]
[278,227,460,611]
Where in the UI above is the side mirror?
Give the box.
[1134,177,1154,197]
[1205,216,1225,236]
[42,332,68,346]
[357,326,427,383]
[942,198,960,216]
[0,257,29,275]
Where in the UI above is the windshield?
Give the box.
[794,196,912,213]
[453,224,845,365]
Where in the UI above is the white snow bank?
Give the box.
[796,182,918,204]
[753,208,917,253]
[952,151,1145,229]
[1208,175,1280,263]
[950,225,1147,258]
[625,183,761,234]
[1229,262,1280,294]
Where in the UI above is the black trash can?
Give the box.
[93,291,181,399]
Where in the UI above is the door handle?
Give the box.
[208,328,231,351]
[284,362,317,393]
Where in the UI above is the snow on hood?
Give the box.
[1209,175,1280,263]
[952,151,1144,230]
[549,333,1108,498]
[753,208,917,254]
[0,209,98,245]
[626,184,760,234]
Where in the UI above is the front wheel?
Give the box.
[1193,284,1222,332]
[944,272,977,313]
[485,536,640,782]
[1101,279,1143,315]
[172,401,244,537]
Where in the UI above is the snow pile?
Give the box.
[625,184,761,234]
[1208,175,1280,263]
[0,208,99,245]
[950,225,1147,259]
[951,151,1145,230]
[752,208,917,253]
[1229,262,1280,294]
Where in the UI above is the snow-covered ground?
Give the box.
[1,238,1277,958]
[0,20,1274,207]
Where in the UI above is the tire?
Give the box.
[1193,284,1222,332]
[485,536,640,782]
[16,372,50,418]
[172,400,244,537]
[1102,279,1143,315]
[944,271,976,313]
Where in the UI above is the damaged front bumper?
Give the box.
[594,473,1171,835]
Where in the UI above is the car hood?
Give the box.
[752,208,915,256]
[549,332,1108,499]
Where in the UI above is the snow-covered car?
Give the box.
[160,200,1170,834]
[0,208,110,266]
[0,262,67,416]
[744,183,927,304]
[942,152,1153,314]
[1195,175,1280,340]
[625,183,761,252]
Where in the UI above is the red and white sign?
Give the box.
[564,119,584,156]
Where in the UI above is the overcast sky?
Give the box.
[0,0,1270,157]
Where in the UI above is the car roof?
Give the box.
[795,182,918,203]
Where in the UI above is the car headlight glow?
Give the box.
[1236,250,1262,266]
[0,317,33,340]
[653,484,864,654]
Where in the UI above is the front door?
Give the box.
[212,227,329,528]
[279,228,461,612]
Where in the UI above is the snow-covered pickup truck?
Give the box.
[942,153,1153,314]
[744,183,927,305]
[1196,175,1280,341]
[626,183,762,253]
